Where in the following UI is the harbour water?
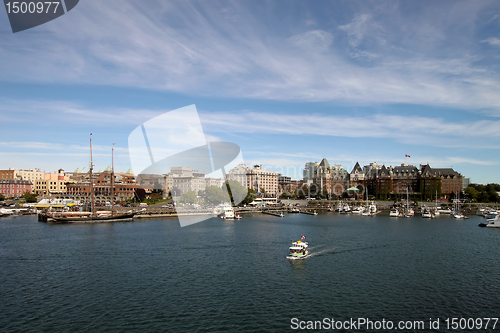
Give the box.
[1,213,499,332]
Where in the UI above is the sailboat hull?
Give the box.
[51,213,135,223]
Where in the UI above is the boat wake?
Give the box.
[307,247,337,258]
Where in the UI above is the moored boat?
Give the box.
[50,136,134,223]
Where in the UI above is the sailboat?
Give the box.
[453,192,465,219]
[404,187,414,217]
[51,136,134,223]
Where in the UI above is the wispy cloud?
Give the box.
[0,1,499,110]
[201,111,500,148]
[482,37,500,46]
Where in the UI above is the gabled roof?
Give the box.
[434,168,461,177]
[318,158,331,168]
[393,165,418,174]
[420,164,437,177]
[378,165,389,177]
[350,162,363,174]
[74,167,82,173]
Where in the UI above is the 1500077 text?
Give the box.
[5,2,60,14]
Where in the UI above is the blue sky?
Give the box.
[0,0,499,183]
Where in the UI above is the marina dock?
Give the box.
[262,210,285,217]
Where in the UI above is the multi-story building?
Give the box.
[0,179,32,198]
[66,168,144,203]
[434,168,463,196]
[166,167,224,197]
[229,164,279,196]
[303,162,318,183]
[33,179,68,195]
[45,169,70,181]
[14,168,46,182]
[278,175,292,195]
[0,169,15,180]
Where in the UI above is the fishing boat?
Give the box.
[51,136,134,223]
[286,236,309,260]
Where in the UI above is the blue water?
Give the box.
[1,213,499,332]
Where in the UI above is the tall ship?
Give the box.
[48,136,134,223]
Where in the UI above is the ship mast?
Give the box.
[90,134,95,216]
[111,143,115,216]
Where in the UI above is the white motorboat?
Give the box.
[421,207,433,218]
[286,237,309,260]
[479,215,500,227]
[351,206,364,214]
[220,204,235,219]
[389,208,399,217]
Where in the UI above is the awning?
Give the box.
[346,187,360,192]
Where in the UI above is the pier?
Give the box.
[262,210,285,217]
[300,210,318,215]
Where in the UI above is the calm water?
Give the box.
[1,213,499,332]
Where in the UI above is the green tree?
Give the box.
[224,180,248,205]
[0,193,5,201]
[296,185,307,199]
[242,188,257,205]
[205,186,228,205]
[179,191,197,204]
[464,186,479,202]
[21,192,37,203]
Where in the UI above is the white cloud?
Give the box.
[288,30,333,51]
[0,1,498,110]
[482,37,500,46]
[201,111,500,149]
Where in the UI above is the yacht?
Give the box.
[479,215,500,228]
[351,206,364,214]
[421,207,433,218]
[389,207,399,217]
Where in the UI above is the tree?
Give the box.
[21,192,37,203]
[464,186,479,202]
[241,188,257,205]
[224,180,248,205]
[205,186,228,205]
[179,191,197,204]
[296,185,307,199]
[0,194,4,201]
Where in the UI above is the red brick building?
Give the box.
[0,179,32,198]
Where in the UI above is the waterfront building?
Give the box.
[66,168,144,203]
[15,168,46,182]
[349,162,365,187]
[278,175,292,195]
[303,162,318,183]
[433,168,463,196]
[0,179,32,197]
[0,169,15,180]
[45,169,70,181]
[33,179,69,195]
[228,164,279,195]
[166,167,224,197]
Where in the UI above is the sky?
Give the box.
[0,0,499,183]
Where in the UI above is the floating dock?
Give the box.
[300,210,318,215]
[262,210,285,217]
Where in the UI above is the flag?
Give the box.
[405,154,411,158]
[301,235,306,240]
